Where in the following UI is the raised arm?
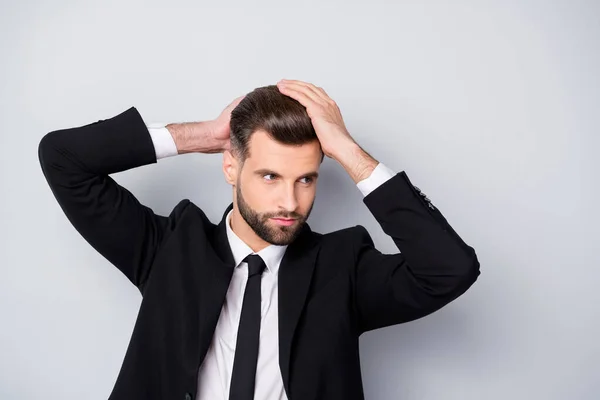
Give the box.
[274,79,480,333]
[352,171,480,333]
[38,100,241,292]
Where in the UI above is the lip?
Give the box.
[271,218,297,226]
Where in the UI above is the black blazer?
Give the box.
[38,107,481,400]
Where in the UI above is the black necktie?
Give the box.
[229,254,267,400]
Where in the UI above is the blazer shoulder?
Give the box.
[147,199,194,248]
[161,198,216,237]
[165,199,223,236]
[315,224,367,248]
[164,199,192,224]
[165,198,213,227]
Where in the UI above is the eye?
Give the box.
[300,177,314,184]
[263,174,278,181]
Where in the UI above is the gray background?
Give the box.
[1,0,598,399]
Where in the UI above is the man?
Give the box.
[38,79,480,400]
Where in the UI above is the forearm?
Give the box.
[165,120,223,154]
[353,170,480,331]
[363,171,480,286]
[39,107,156,177]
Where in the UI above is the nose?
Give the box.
[279,183,298,215]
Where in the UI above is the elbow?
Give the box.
[38,130,59,167]
[38,129,71,172]
[464,257,481,288]
[466,247,481,282]
[38,130,69,186]
[452,248,481,296]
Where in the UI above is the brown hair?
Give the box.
[229,85,324,164]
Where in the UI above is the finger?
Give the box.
[279,79,329,103]
[277,84,319,109]
[278,81,328,106]
[313,85,330,98]
[281,79,323,98]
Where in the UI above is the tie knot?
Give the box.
[243,254,266,277]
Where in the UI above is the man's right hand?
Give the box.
[166,94,245,155]
[211,95,245,153]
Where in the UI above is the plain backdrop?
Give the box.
[1,0,598,399]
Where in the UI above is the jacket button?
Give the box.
[184,393,192,400]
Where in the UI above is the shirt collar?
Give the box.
[225,209,288,275]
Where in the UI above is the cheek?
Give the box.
[298,187,316,208]
[242,179,271,206]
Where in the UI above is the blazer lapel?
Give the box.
[213,202,236,268]
[278,222,320,396]
[203,202,320,396]
[195,203,236,362]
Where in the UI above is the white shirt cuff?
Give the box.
[147,123,178,159]
[356,162,396,197]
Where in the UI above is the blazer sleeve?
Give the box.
[351,171,481,334]
[38,106,187,292]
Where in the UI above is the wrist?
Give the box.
[333,141,379,184]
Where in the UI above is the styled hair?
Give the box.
[229,85,324,164]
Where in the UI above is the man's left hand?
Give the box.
[276,79,356,159]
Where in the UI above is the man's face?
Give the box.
[230,130,322,246]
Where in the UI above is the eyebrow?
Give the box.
[254,169,319,180]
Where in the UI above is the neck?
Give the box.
[229,207,270,253]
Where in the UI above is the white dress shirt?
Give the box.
[145,122,395,400]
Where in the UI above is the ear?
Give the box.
[222,150,239,185]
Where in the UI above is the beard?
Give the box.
[236,178,314,246]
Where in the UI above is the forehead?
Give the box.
[244,130,321,173]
